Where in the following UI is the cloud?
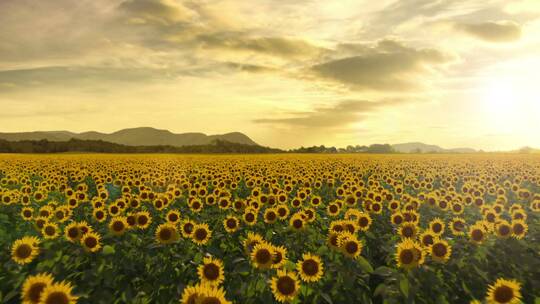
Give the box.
[310,39,451,91]
[197,33,325,58]
[118,0,195,26]
[253,99,400,128]
[454,20,522,42]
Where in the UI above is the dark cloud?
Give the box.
[454,21,522,43]
[253,99,400,128]
[311,40,451,91]
[225,62,276,73]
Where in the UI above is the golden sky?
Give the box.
[1,0,539,150]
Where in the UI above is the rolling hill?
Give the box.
[391,142,476,153]
[0,127,258,147]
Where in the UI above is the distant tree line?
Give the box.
[289,144,395,154]
[0,139,282,154]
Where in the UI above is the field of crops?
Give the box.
[1,154,539,304]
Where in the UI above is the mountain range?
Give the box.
[0,127,258,147]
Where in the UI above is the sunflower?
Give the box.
[391,213,404,225]
[356,213,372,231]
[197,285,232,304]
[486,278,521,304]
[429,239,451,263]
[198,257,225,286]
[81,231,102,253]
[21,273,54,304]
[399,222,418,239]
[179,283,207,304]
[191,223,212,245]
[450,217,466,236]
[270,270,300,303]
[338,234,363,259]
[243,209,258,226]
[165,210,181,224]
[243,232,264,254]
[21,207,34,221]
[38,280,78,304]
[495,220,512,239]
[511,220,528,239]
[326,203,340,217]
[289,214,305,231]
[419,230,437,248]
[92,209,107,223]
[264,208,278,224]
[136,211,152,229]
[326,232,341,250]
[223,216,240,233]
[42,222,60,239]
[181,219,196,238]
[155,223,179,244]
[429,218,445,235]
[251,243,274,269]
[469,224,487,245]
[77,221,92,236]
[272,245,288,269]
[11,236,40,265]
[395,239,424,269]
[296,253,324,282]
[109,216,128,236]
[64,222,81,243]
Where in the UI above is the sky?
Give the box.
[1,0,539,150]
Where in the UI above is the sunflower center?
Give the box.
[24,210,32,217]
[28,282,47,302]
[292,219,303,229]
[273,252,283,264]
[45,291,69,304]
[432,243,447,257]
[169,214,179,222]
[513,224,524,234]
[255,249,271,264]
[402,226,414,237]
[266,212,276,221]
[494,285,514,303]
[200,297,221,304]
[277,276,296,295]
[302,259,319,276]
[84,237,98,248]
[423,235,434,246]
[245,213,255,222]
[44,226,56,236]
[68,227,79,238]
[400,249,414,264]
[432,223,442,233]
[138,216,149,226]
[499,225,510,235]
[278,208,287,217]
[203,263,220,280]
[112,221,125,231]
[329,205,338,213]
[472,229,483,241]
[345,241,358,254]
[16,244,32,259]
[159,228,173,240]
[359,217,369,227]
[226,219,237,228]
[195,228,208,240]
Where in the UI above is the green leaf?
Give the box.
[321,292,333,304]
[373,266,393,277]
[357,256,373,273]
[374,283,386,297]
[399,277,409,298]
[103,245,115,255]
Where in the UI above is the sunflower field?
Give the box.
[0,154,539,304]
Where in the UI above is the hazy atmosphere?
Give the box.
[1,0,540,150]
